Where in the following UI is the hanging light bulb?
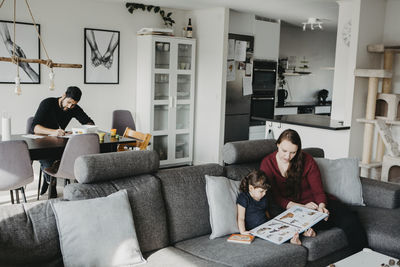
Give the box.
[14,76,21,95]
[49,69,55,90]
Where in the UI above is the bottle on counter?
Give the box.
[186,18,192,38]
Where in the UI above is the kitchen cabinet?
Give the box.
[315,106,331,114]
[253,18,280,60]
[249,125,266,140]
[274,107,298,115]
[136,35,196,167]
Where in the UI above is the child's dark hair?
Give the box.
[239,170,271,192]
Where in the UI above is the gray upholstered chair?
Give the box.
[0,140,34,204]
[43,133,100,199]
[27,116,45,200]
[112,110,136,136]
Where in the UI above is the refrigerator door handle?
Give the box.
[252,97,274,100]
[253,68,276,72]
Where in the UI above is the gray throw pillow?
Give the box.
[315,158,364,206]
[51,190,146,267]
[205,175,241,239]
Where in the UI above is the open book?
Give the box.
[250,206,328,245]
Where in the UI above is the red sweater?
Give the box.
[260,151,327,209]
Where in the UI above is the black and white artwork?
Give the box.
[0,20,40,84]
[84,28,119,84]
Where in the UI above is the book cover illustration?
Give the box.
[250,206,328,245]
[227,234,255,244]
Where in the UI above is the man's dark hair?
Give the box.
[65,86,82,101]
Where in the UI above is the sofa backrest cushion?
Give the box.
[223,139,324,165]
[63,174,169,253]
[0,200,63,266]
[74,150,159,183]
[223,139,277,165]
[155,164,224,244]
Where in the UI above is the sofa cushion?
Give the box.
[0,200,62,266]
[64,174,169,253]
[223,139,277,164]
[315,158,364,206]
[360,177,400,209]
[155,164,224,244]
[144,247,226,267]
[74,150,159,183]
[223,139,325,165]
[205,175,240,239]
[175,235,307,267]
[301,228,348,261]
[353,206,400,258]
[224,162,260,181]
[51,190,146,267]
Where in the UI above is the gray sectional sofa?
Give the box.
[0,139,399,267]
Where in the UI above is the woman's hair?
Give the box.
[276,129,303,200]
[239,170,271,192]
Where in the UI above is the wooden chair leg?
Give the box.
[20,187,27,203]
[10,190,14,204]
[37,168,42,200]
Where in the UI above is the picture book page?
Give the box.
[277,206,327,230]
[250,219,299,245]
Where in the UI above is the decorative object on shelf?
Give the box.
[84,28,120,84]
[0,0,82,95]
[297,56,310,74]
[125,2,175,27]
[302,17,324,31]
[186,18,192,38]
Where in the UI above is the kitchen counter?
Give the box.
[276,101,332,108]
[251,114,350,130]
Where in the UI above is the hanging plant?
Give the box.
[125,2,175,27]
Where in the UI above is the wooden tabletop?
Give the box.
[9,133,136,160]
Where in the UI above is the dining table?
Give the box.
[8,132,137,160]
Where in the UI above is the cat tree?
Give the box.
[355,44,400,182]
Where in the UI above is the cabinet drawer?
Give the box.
[315,106,331,114]
[274,107,298,115]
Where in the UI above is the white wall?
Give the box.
[189,8,229,165]
[0,0,185,134]
[279,24,336,102]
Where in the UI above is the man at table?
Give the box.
[31,86,94,197]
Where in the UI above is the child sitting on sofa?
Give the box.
[236,170,314,245]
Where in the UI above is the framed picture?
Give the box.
[0,20,41,84]
[84,28,120,84]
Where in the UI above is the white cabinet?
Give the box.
[315,106,331,114]
[253,19,280,60]
[274,107,298,115]
[136,36,196,167]
[249,125,266,140]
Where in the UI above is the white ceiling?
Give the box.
[105,0,340,30]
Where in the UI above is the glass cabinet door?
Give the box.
[177,74,191,100]
[155,41,171,69]
[153,135,168,161]
[176,104,190,130]
[153,104,169,131]
[154,74,169,100]
[178,44,192,70]
[176,134,189,159]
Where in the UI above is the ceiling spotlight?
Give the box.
[302,17,324,31]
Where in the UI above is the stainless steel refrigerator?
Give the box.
[224,34,254,144]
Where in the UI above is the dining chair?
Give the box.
[27,116,46,200]
[117,127,151,151]
[43,133,100,199]
[112,110,136,136]
[0,140,34,204]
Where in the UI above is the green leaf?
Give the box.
[147,5,153,11]
[154,6,160,13]
[160,10,165,16]
[128,6,134,13]
[167,12,172,17]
